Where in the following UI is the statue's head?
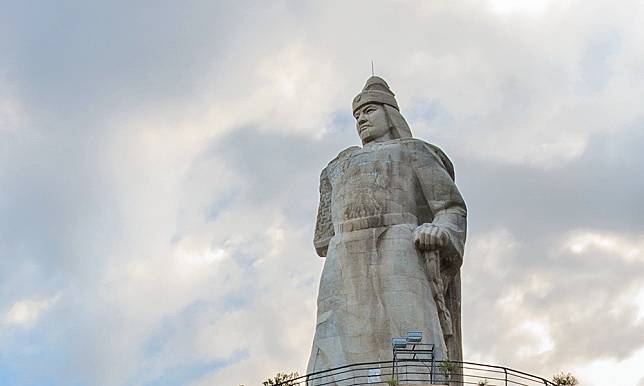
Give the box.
[352,76,412,145]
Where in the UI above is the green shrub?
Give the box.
[438,360,457,375]
[552,372,578,386]
[386,378,399,386]
[263,372,300,386]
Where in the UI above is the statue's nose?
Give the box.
[357,113,367,124]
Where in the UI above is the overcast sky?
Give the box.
[1,1,644,385]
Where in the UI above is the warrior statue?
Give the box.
[307,76,467,377]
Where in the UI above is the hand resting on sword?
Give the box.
[413,223,448,251]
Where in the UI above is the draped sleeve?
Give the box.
[410,141,467,274]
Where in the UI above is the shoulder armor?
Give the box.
[400,139,455,181]
[328,146,360,165]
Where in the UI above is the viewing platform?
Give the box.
[272,359,556,386]
[275,331,556,386]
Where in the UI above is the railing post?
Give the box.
[430,356,434,384]
[504,368,508,386]
[391,350,397,384]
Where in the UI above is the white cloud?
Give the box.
[384,1,644,169]
[636,287,644,323]
[564,230,644,262]
[0,77,24,134]
[572,346,644,386]
[487,0,563,16]
[515,321,555,357]
[3,294,59,328]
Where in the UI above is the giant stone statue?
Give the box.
[307,77,467,375]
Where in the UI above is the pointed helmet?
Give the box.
[352,76,412,139]
[352,76,399,114]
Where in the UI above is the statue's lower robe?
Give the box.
[306,223,447,375]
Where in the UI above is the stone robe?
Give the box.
[307,138,467,375]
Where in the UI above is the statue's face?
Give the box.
[354,103,391,144]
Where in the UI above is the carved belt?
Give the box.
[335,213,418,233]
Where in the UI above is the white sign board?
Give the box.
[367,368,381,383]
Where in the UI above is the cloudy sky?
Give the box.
[1,1,644,385]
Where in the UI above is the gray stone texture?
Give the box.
[307,77,467,379]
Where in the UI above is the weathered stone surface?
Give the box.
[307,77,467,380]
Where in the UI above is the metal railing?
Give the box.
[273,360,556,386]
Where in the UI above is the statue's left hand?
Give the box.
[413,223,448,251]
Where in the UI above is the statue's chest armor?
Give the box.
[329,144,418,221]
